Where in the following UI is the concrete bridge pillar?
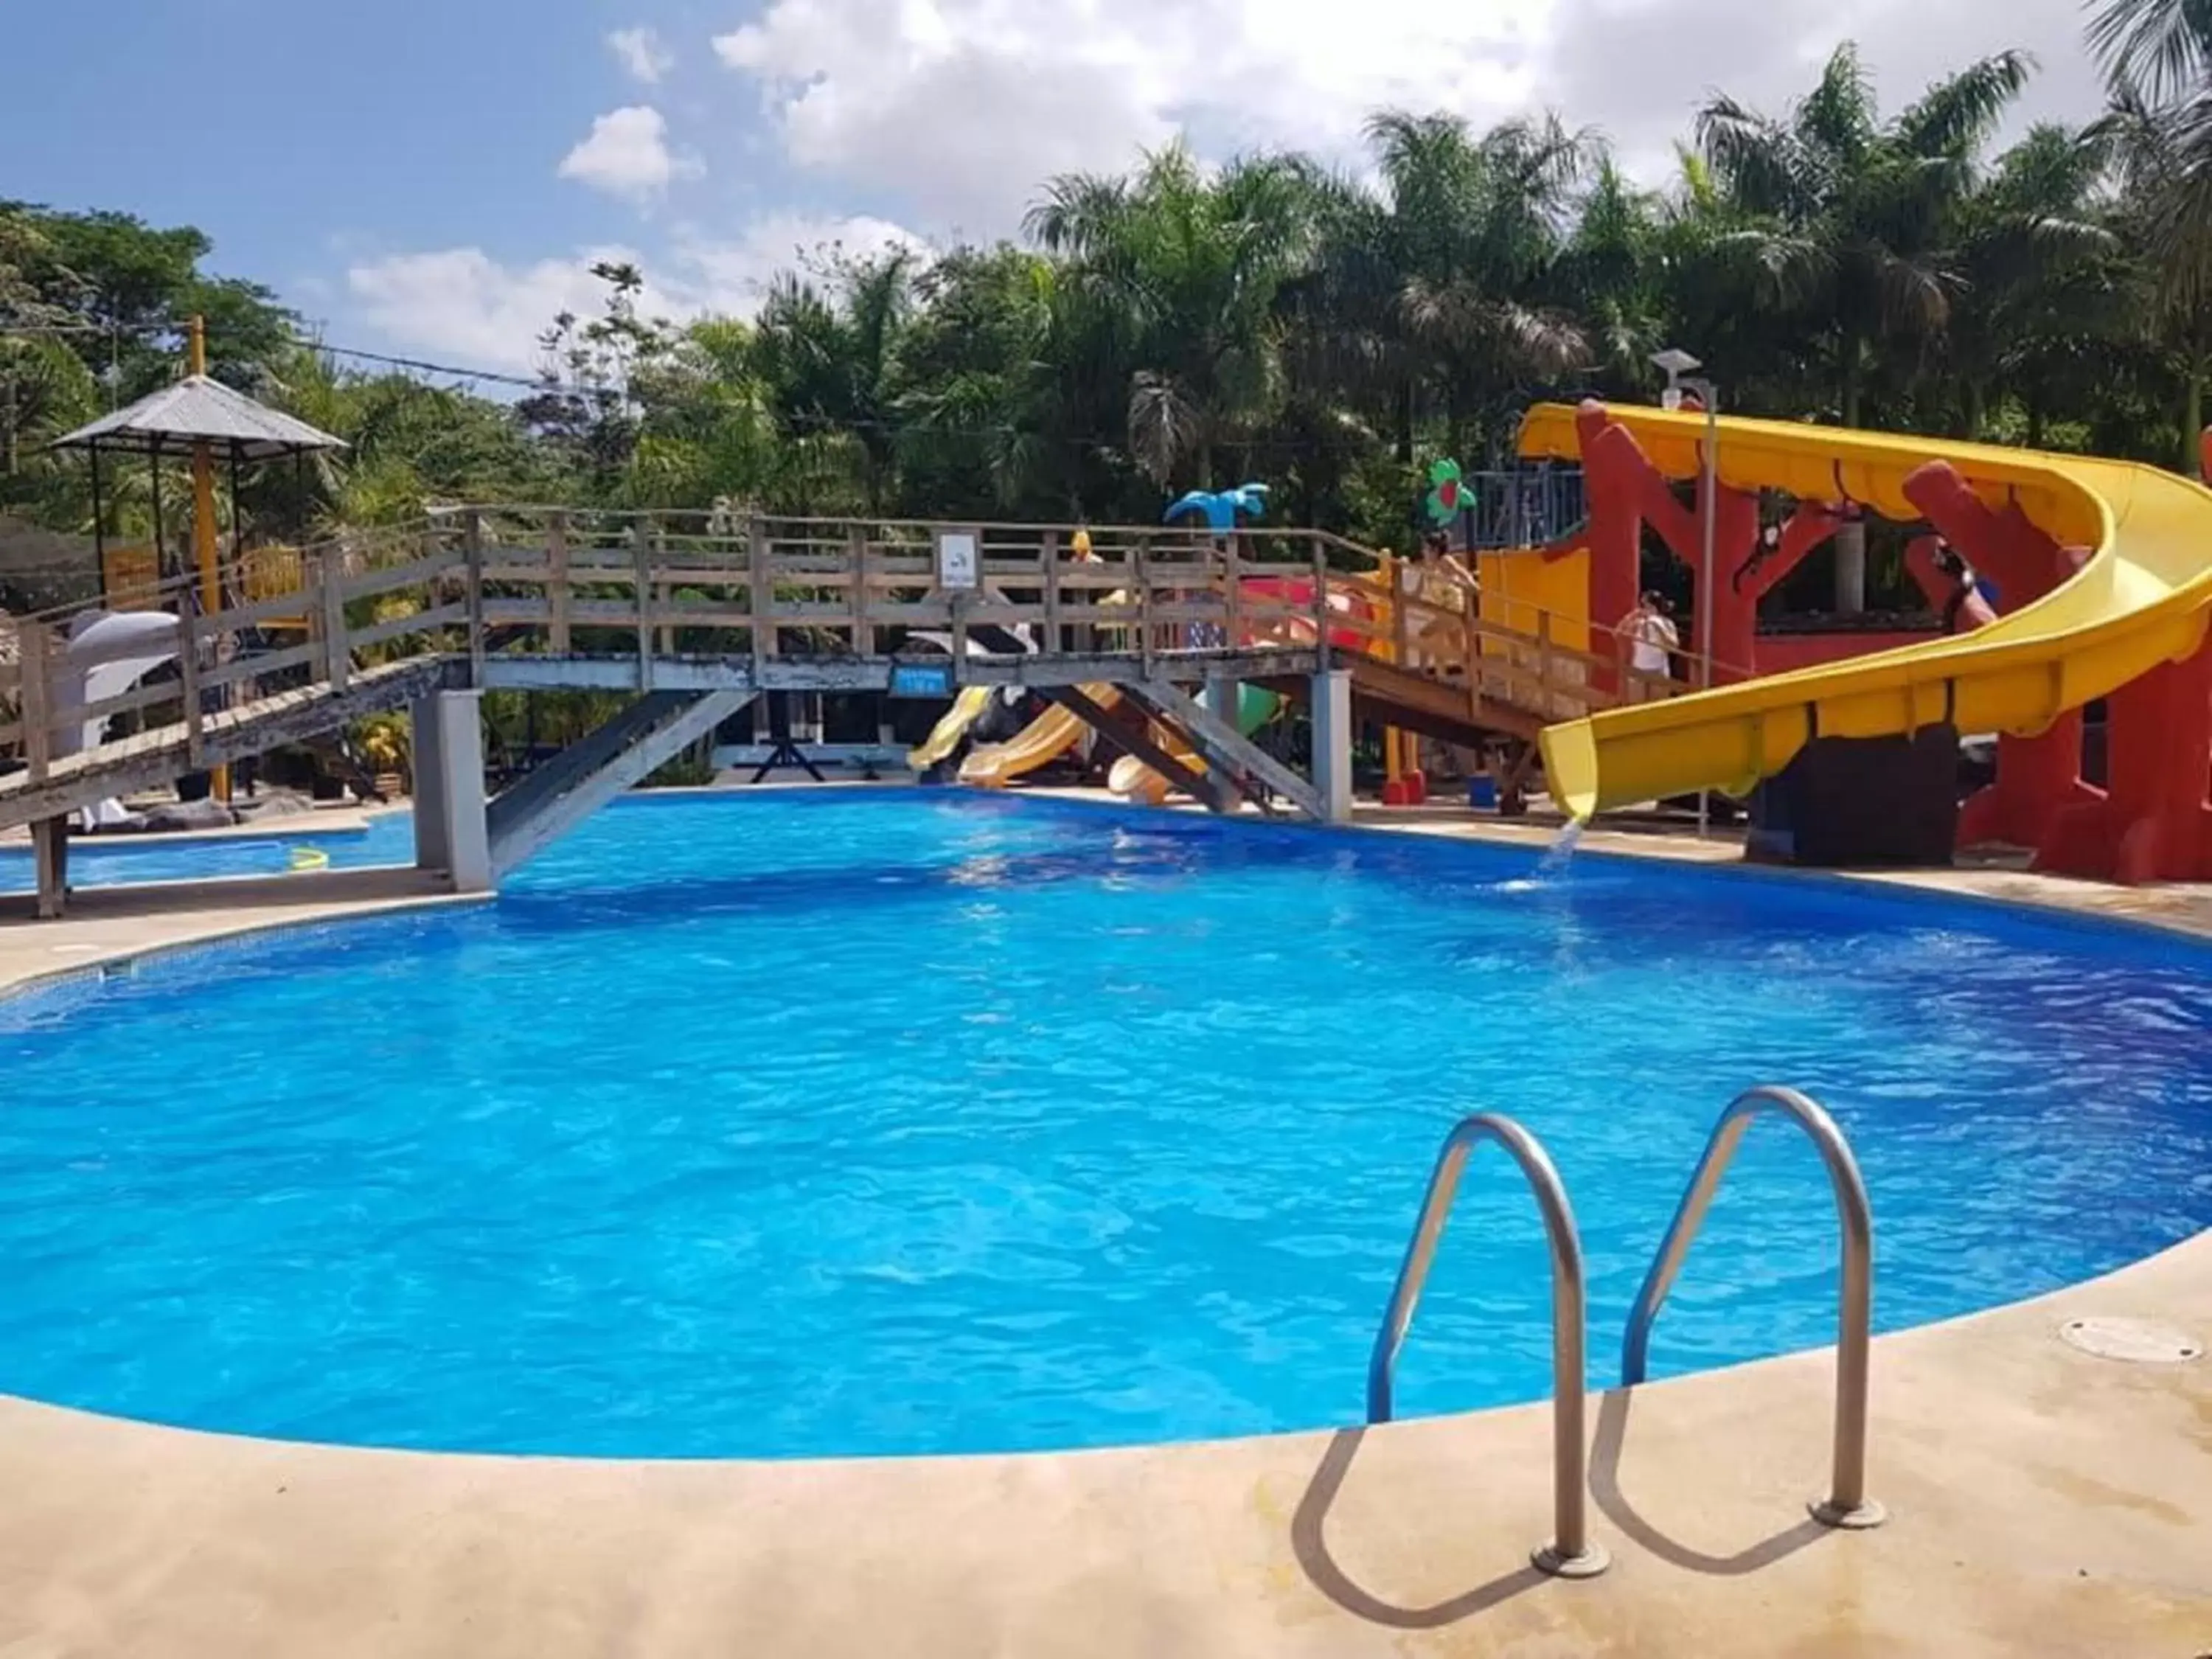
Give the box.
[411,689,491,894]
[1310,668,1354,825]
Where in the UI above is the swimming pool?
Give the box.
[1,790,2207,1460]
[0,812,413,893]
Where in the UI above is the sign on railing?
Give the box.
[889,661,955,698]
[935,528,980,591]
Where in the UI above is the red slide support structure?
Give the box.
[1902,461,2099,854]
[1571,400,1843,686]
[2036,436,2212,882]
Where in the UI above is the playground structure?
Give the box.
[1,495,1722,915]
[1524,400,2212,883]
[7,391,2212,915]
[914,395,2212,884]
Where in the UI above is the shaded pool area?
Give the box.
[0,789,2206,1459]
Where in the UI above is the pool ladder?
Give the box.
[1366,1085,1883,1583]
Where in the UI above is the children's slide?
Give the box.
[908,686,994,773]
[1521,403,2212,824]
[959,686,1124,787]
[1107,684,1283,804]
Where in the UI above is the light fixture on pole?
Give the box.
[1651,347,1721,839]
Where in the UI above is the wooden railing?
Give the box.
[0,509,1711,794]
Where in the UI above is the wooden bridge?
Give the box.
[1,507,1691,916]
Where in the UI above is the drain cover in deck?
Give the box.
[2058,1317,2202,1363]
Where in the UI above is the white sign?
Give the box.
[936,529,981,591]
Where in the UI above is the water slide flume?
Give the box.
[909,686,994,773]
[960,687,1124,786]
[1522,403,2212,847]
[904,624,1035,775]
[961,571,1371,791]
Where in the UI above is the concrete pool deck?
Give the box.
[0,804,2206,1656]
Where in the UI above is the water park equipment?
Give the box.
[52,609,183,829]
[903,620,1040,775]
[909,686,995,774]
[50,316,345,806]
[960,686,1126,786]
[955,527,1131,787]
[1523,400,2212,881]
[1108,684,1282,804]
[1164,484,1270,532]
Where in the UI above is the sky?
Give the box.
[1,0,2115,382]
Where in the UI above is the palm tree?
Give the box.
[1694,43,2034,605]
[1028,145,1317,490]
[1697,43,2036,427]
[890,246,1065,515]
[1944,125,2124,445]
[2098,88,2212,466]
[2090,0,2212,465]
[1363,111,1594,460]
[1555,161,1672,396]
[2088,0,2211,102]
[751,249,917,513]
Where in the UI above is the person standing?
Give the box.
[1621,591,1680,700]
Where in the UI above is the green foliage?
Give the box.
[13,32,2212,595]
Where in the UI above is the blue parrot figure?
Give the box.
[1165,483,1270,532]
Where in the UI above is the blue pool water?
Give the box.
[0,813,414,892]
[1,790,2208,1460]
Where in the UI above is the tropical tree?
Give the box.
[1693,44,2035,602]
[750,248,918,512]
[1694,44,2037,427]
[1357,111,1593,461]
[1028,144,1317,490]
[1942,124,2124,445]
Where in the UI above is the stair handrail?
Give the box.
[1367,1112,1609,1579]
[1621,1085,1885,1529]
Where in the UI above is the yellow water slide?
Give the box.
[1521,403,2212,817]
[959,686,1122,787]
[908,686,994,772]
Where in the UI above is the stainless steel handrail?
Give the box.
[1366,1113,1609,1579]
[1621,1085,1886,1529]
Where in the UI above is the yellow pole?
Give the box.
[1376,552,1403,793]
[187,315,230,802]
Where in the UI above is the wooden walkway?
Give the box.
[1,507,1702,838]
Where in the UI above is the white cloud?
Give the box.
[608,25,677,84]
[669,212,930,312]
[558,105,700,203]
[344,248,641,374]
[344,215,928,372]
[345,0,2114,374]
[714,0,2109,232]
[1536,0,2108,181]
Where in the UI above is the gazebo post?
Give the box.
[229,447,245,566]
[149,438,165,588]
[89,442,107,602]
[187,317,229,802]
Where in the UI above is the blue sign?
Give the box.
[889,661,955,699]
